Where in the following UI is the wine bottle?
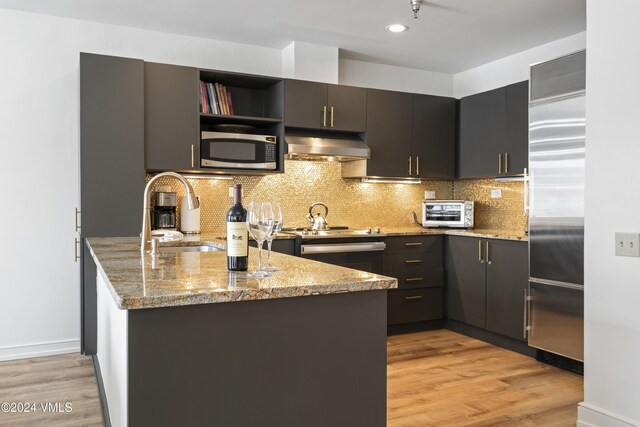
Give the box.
[226,184,248,271]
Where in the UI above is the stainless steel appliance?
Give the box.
[200,131,277,170]
[282,227,386,274]
[421,200,474,228]
[285,132,370,161]
[152,190,177,230]
[526,50,586,362]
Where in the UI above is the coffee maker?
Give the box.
[152,190,177,230]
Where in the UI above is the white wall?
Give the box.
[283,41,339,84]
[453,32,586,98]
[579,1,640,426]
[0,8,282,361]
[339,58,453,97]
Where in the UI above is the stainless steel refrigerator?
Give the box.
[526,50,586,361]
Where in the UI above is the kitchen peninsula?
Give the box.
[86,237,396,427]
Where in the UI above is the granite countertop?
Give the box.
[86,236,397,311]
[379,227,528,241]
[209,228,527,241]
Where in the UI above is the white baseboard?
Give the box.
[579,402,640,427]
[0,339,80,362]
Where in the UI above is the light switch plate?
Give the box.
[425,191,436,200]
[615,232,640,257]
[491,189,502,199]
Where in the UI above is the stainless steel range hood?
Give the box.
[285,133,370,161]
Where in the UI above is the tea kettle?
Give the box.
[307,202,329,230]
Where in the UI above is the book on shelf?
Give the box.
[200,80,236,116]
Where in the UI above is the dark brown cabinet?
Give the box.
[365,89,414,177]
[361,89,456,179]
[80,53,146,354]
[284,80,366,132]
[446,236,528,341]
[412,94,456,179]
[144,62,199,171]
[385,235,444,325]
[457,81,529,178]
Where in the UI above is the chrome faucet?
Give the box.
[141,172,199,254]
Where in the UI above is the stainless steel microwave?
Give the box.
[201,131,277,170]
[422,200,474,228]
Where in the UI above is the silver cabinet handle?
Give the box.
[408,156,412,176]
[322,106,327,127]
[504,152,509,174]
[485,241,491,264]
[75,207,81,231]
[330,106,334,128]
[498,153,503,175]
[416,156,420,176]
[405,295,423,301]
[405,277,423,282]
[478,240,484,263]
[75,238,81,262]
[523,288,529,339]
[405,259,422,264]
[191,144,195,168]
[405,242,422,246]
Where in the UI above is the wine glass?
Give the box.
[265,202,283,272]
[246,202,274,278]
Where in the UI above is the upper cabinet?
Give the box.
[457,81,529,178]
[412,94,456,179]
[344,89,456,179]
[364,89,413,177]
[144,62,285,174]
[284,80,366,132]
[144,62,199,172]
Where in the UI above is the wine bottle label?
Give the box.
[227,222,248,257]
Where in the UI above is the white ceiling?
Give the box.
[0,0,585,73]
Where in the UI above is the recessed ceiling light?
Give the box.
[386,24,409,33]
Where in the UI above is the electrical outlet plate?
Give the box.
[425,191,436,200]
[490,189,502,199]
[615,232,640,257]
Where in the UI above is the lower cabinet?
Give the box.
[384,235,444,325]
[445,236,528,341]
[249,239,295,256]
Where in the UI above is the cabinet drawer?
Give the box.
[386,269,443,290]
[384,251,441,272]
[385,235,442,254]
[387,287,443,325]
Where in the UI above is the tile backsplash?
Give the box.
[149,160,526,233]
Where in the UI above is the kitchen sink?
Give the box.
[159,244,223,253]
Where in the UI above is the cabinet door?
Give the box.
[458,87,506,178]
[144,62,199,171]
[505,81,529,175]
[486,239,529,341]
[365,89,413,177]
[445,236,486,328]
[412,94,456,179]
[327,85,366,132]
[80,53,145,354]
[284,80,328,129]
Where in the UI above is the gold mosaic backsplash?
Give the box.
[148,161,526,233]
[453,179,527,234]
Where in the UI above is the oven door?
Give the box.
[423,203,464,227]
[299,241,386,274]
[201,132,277,170]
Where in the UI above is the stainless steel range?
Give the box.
[281,226,386,274]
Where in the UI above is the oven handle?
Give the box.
[301,242,386,255]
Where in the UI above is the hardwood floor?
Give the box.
[388,330,583,426]
[0,353,102,426]
[0,330,582,426]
